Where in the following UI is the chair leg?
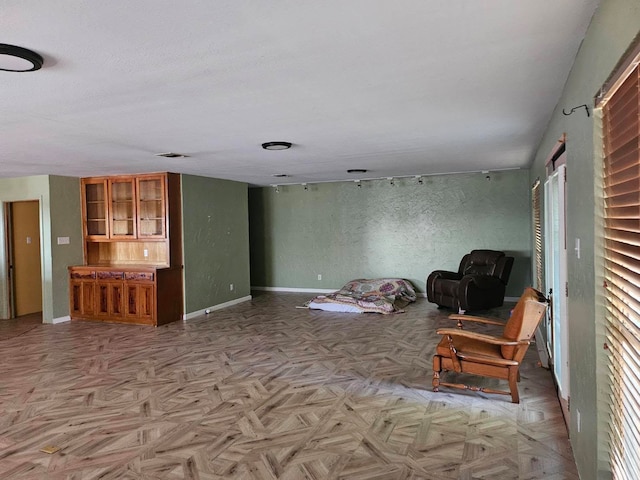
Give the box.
[433,356,442,392]
[508,366,520,403]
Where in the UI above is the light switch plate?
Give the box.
[57,237,70,245]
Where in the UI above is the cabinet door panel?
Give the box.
[137,176,166,238]
[97,284,109,316]
[71,281,82,315]
[110,283,124,316]
[82,179,109,239]
[125,284,155,322]
[138,284,154,320]
[109,178,136,238]
[126,285,138,317]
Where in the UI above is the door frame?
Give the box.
[1,200,45,320]
[544,165,569,397]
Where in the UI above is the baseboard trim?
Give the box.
[52,315,71,324]
[184,295,252,320]
[252,286,337,294]
[253,286,430,297]
[252,287,508,302]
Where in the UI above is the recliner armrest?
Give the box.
[429,270,462,281]
[459,274,503,290]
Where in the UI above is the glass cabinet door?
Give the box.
[137,175,166,238]
[83,179,109,238]
[109,178,136,237]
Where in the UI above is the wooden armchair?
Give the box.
[432,287,548,403]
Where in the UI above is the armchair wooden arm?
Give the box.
[436,328,520,346]
[448,313,506,329]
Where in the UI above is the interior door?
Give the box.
[9,201,43,316]
[544,164,569,402]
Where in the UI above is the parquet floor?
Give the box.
[0,292,577,479]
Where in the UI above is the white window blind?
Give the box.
[532,179,543,291]
[601,57,640,480]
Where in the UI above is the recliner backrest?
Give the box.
[461,250,505,277]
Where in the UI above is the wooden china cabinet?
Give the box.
[69,172,183,326]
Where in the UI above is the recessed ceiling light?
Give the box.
[154,152,190,158]
[347,169,368,174]
[262,142,292,150]
[0,44,43,72]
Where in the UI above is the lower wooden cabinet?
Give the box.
[69,266,182,326]
[70,276,96,317]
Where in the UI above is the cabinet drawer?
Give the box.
[70,271,96,279]
[97,271,124,280]
[125,271,155,282]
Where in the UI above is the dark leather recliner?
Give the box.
[427,250,514,312]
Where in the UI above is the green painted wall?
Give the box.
[249,170,531,296]
[0,175,83,323]
[48,176,84,319]
[181,174,251,313]
[529,1,640,478]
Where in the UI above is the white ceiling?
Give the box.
[2,1,599,186]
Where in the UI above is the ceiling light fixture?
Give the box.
[154,152,190,158]
[262,142,292,150]
[347,169,368,174]
[0,44,43,72]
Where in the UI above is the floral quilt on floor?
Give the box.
[306,278,417,314]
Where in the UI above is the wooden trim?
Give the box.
[595,30,640,108]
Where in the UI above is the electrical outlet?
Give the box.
[317,274,322,281]
[143,249,149,257]
[229,283,234,291]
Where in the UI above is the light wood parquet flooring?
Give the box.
[0,292,576,479]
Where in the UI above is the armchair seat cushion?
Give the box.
[436,335,502,359]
